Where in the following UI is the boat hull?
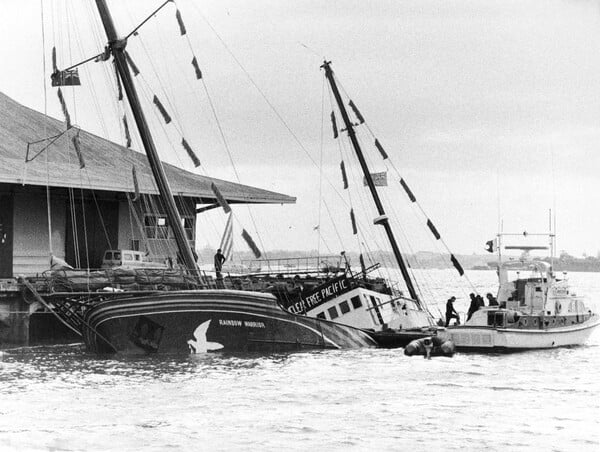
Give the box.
[442,316,600,351]
[82,290,376,354]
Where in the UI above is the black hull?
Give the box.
[365,329,438,348]
[82,290,376,354]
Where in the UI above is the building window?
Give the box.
[316,312,326,320]
[351,295,362,309]
[144,214,194,241]
[339,300,350,314]
[327,306,339,319]
[144,215,169,239]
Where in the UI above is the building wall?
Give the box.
[12,193,66,276]
[117,196,197,265]
[11,192,196,276]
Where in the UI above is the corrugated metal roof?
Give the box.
[0,91,295,204]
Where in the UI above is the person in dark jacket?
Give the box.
[467,293,479,321]
[445,296,460,327]
[214,248,226,279]
[476,294,485,308]
[486,293,498,306]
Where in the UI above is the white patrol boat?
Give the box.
[444,232,600,351]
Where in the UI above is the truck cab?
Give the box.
[101,250,166,270]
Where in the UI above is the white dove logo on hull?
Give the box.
[187,320,224,354]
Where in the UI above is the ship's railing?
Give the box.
[239,255,346,276]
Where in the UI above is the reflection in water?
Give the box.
[1,271,599,451]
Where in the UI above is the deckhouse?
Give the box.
[0,91,295,278]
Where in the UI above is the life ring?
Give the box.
[522,318,528,327]
[555,302,562,314]
[560,317,566,326]
[532,318,538,327]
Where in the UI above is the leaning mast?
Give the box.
[94,0,198,273]
[321,60,420,304]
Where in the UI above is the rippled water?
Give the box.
[1,271,599,451]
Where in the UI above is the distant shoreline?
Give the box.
[195,246,600,273]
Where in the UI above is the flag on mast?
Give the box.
[219,213,233,261]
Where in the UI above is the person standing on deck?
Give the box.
[476,294,485,308]
[214,248,226,279]
[467,293,479,321]
[486,293,498,306]
[445,296,460,327]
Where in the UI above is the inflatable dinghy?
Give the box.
[404,336,455,358]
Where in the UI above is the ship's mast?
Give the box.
[95,0,198,273]
[321,61,419,304]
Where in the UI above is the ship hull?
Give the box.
[442,316,600,351]
[82,290,376,354]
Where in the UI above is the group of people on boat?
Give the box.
[444,292,499,326]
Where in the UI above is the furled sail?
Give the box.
[191,56,203,80]
[450,254,464,276]
[56,88,72,128]
[330,111,339,139]
[153,95,172,124]
[427,219,441,240]
[72,134,85,169]
[340,161,348,189]
[211,183,232,214]
[124,51,140,76]
[181,138,201,167]
[374,139,388,160]
[175,9,187,35]
[400,178,416,202]
[242,229,261,258]
[348,100,365,124]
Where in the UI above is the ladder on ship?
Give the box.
[19,278,116,351]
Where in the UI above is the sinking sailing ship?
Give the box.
[19,0,376,353]
[240,61,462,347]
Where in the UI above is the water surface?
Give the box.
[1,270,598,451]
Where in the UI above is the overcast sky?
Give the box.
[1,0,600,258]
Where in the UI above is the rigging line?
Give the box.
[170,5,271,257]
[129,20,237,251]
[317,75,325,258]
[26,131,70,162]
[68,188,80,268]
[66,2,90,276]
[327,84,357,254]
[41,0,53,257]
[124,0,172,40]
[57,51,105,73]
[132,78,225,251]
[127,62,189,171]
[323,200,345,253]
[329,86,393,283]
[79,186,90,271]
[189,6,323,168]
[342,87,478,294]
[352,130,410,286]
[185,4,404,260]
[72,4,110,138]
[199,80,269,259]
